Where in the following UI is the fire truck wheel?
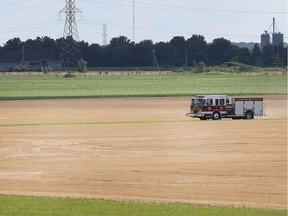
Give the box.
[245,111,254,120]
[212,111,221,120]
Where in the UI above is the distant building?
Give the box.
[261,31,271,48]
[0,50,63,72]
[261,18,285,48]
[272,33,284,46]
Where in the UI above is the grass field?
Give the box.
[0,73,287,215]
[0,74,286,100]
[0,195,286,216]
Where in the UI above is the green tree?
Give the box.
[85,43,102,67]
[186,35,207,65]
[169,36,186,66]
[3,37,23,51]
[154,42,177,67]
[251,44,263,67]
[262,45,274,67]
[273,45,287,67]
[208,37,231,65]
[105,36,134,66]
[78,59,88,73]
[133,40,154,66]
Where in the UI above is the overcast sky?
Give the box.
[0,0,287,46]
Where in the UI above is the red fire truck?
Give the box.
[186,95,264,120]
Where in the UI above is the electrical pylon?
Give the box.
[59,0,82,71]
[60,0,81,41]
[102,24,108,46]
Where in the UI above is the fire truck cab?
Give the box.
[186,95,264,120]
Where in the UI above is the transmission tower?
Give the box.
[59,0,82,41]
[59,0,82,70]
[102,24,108,46]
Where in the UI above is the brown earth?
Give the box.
[0,96,287,209]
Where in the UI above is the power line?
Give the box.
[0,1,63,13]
[0,0,35,7]
[79,0,287,14]
[0,21,61,34]
[81,19,261,39]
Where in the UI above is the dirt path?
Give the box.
[0,96,287,209]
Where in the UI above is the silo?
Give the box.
[261,31,271,48]
[272,33,284,46]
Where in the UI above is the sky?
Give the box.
[0,0,287,46]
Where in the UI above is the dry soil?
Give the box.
[0,96,287,209]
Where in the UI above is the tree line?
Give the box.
[0,35,286,68]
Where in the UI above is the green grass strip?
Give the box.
[0,120,194,127]
[0,74,286,100]
[0,195,286,216]
[0,118,286,128]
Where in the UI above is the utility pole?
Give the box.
[59,0,82,71]
[185,50,188,68]
[21,45,25,66]
[133,0,135,42]
[153,48,159,71]
[273,17,275,34]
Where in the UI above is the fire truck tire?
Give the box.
[212,111,221,120]
[245,111,254,120]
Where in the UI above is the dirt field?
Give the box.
[0,96,287,209]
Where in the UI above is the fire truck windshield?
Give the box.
[191,98,205,106]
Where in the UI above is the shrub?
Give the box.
[220,62,256,73]
[42,67,52,74]
[63,71,78,78]
[193,61,206,73]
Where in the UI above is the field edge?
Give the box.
[0,194,287,216]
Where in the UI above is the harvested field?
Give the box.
[0,96,287,209]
